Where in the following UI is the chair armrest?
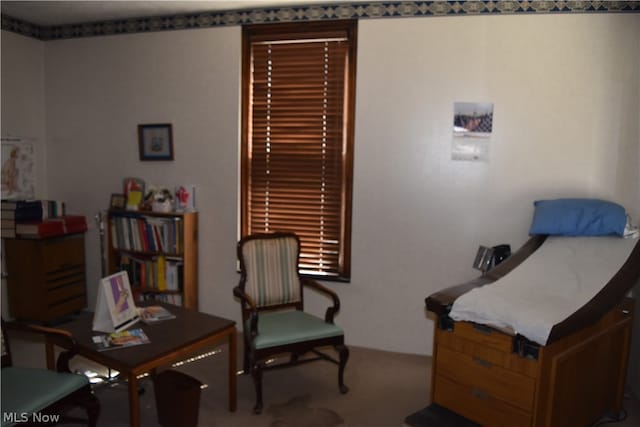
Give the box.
[301,277,340,323]
[233,286,259,337]
[2,321,78,373]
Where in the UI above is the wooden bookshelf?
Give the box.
[107,209,198,310]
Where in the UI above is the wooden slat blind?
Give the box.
[241,21,357,280]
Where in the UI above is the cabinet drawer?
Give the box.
[437,324,538,378]
[42,236,85,272]
[450,321,511,352]
[434,374,531,427]
[437,346,535,411]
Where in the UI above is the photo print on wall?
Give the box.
[452,102,494,162]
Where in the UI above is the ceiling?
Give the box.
[1,1,368,27]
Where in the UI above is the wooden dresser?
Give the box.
[430,297,634,427]
[4,233,87,322]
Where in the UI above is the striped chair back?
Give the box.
[240,234,302,308]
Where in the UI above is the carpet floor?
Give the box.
[6,331,640,427]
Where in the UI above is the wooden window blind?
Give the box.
[241,21,357,281]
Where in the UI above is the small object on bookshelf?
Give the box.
[144,186,174,213]
[92,328,150,352]
[123,178,145,211]
[174,185,196,212]
[110,193,126,210]
[139,305,176,324]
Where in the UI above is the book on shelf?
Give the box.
[1,227,16,238]
[109,212,183,255]
[138,305,176,324]
[1,210,15,219]
[135,292,183,306]
[15,219,66,238]
[14,215,87,238]
[58,215,88,234]
[119,254,183,292]
[1,199,66,222]
[91,328,150,352]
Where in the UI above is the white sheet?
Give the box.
[449,236,637,345]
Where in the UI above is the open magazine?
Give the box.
[138,305,176,324]
[92,328,150,352]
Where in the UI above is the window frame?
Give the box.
[240,20,357,282]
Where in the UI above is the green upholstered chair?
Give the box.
[233,232,349,414]
[1,318,100,427]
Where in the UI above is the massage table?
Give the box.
[425,234,640,427]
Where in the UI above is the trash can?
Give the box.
[153,370,202,427]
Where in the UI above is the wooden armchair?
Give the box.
[233,232,349,414]
[1,318,100,427]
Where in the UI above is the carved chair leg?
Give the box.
[85,391,101,427]
[243,350,250,375]
[242,334,251,374]
[251,360,264,414]
[336,344,349,394]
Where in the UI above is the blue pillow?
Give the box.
[529,199,627,236]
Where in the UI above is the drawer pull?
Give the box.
[473,357,492,368]
[471,388,489,400]
[473,323,493,335]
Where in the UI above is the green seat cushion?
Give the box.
[251,310,344,350]
[1,366,89,427]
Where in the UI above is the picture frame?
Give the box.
[1,137,36,199]
[110,193,126,210]
[138,123,173,161]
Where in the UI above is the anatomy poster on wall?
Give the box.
[451,102,494,162]
[1,137,36,199]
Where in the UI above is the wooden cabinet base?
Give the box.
[431,298,634,427]
[5,234,87,322]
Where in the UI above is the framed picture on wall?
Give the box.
[1,137,36,199]
[138,123,173,161]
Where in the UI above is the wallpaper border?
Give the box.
[2,1,639,41]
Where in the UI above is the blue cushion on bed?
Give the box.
[529,199,626,236]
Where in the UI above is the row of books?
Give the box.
[1,199,66,221]
[119,254,183,291]
[1,199,87,239]
[134,292,183,307]
[110,214,183,255]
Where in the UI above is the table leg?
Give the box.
[128,373,141,427]
[45,338,55,370]
[229,328,237,412]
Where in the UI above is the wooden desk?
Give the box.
[48,303,236,427]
